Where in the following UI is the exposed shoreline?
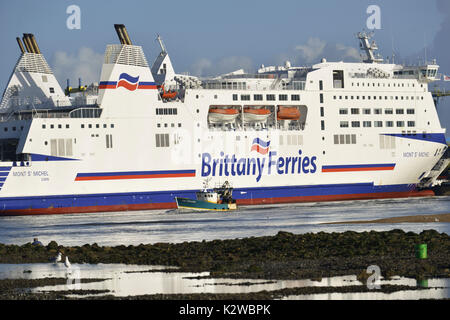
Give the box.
[324,213,450,225]
[0,229,449,299]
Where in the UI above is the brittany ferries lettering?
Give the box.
[201,149,318,182]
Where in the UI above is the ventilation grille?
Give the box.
[104,44,148,67]
[15,53,53,74]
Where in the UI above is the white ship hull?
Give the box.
[0,28,446,215]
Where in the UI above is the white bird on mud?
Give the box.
[64,256,71,269]
[50,252,62,263]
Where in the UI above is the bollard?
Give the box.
[415,244,427,259]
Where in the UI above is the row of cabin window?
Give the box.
[279,135,303,145]
[3,126,24,132]
[205,82,247,90]
[340,121,415,128]
[157,123,182,128]
[334,95,423,101]
[232,94,300,101]
[41,124,115,129]
[81,124,114,129]
[334,134,357,145]
[350,81,421,88]
[156,108,178,115]
[339,108,415,115]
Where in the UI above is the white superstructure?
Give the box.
[0,28,447,215]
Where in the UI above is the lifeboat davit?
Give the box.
[243,107,271,122]
[208,107,239,123]
[277,106,300,120]
[161,85,177,100]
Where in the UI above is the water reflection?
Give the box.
[0,263,448,299]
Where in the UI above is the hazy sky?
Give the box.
[1,0,450,133]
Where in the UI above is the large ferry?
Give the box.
[0,25,448,215]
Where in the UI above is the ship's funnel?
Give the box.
[119,24,132,45]
[22,34,33,53]
[28,34,41,54]
[114,24,126,44]
[16,37,25,53]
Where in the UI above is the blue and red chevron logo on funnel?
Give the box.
[251,138,270,155]
[99,73,157,90]
[116,73,139,91]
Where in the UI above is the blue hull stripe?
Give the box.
[322,163,395,169]
[77,169,196,178]
[0,183,417,212]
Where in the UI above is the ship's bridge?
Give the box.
[393,61,440,83]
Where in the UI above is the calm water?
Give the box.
[0,263,448,300]
[0,195,449,246]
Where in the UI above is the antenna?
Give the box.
[424,32,427,65]
[156,34,167,54]
[390,29,396,65]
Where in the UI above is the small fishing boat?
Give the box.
[277,106,300,120]
[208,107,240,123]
[175,180,237,211]
[243,106,271,122]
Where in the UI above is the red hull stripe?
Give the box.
[75,173,195,181]
[323,167,395,172]
[75,169,196,181]
[322,164,395,172]
[99,84,117,89]
[0,189,434,216]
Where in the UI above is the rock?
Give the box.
[46,241,58,250]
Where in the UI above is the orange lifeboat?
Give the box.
[208,107,239,123]
[277,106,300,120]
[161,85,177,100]
[243,107,271,122]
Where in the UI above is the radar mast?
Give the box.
[357,31,383,63]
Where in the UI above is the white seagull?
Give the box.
[64,256,71,269]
